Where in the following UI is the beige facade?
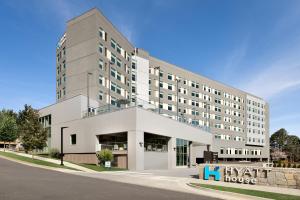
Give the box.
[55,8,269,162]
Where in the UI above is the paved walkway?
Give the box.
[0,150,94,172]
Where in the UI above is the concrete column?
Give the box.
[168,137,176,169]
[127,130,144,170]
[189,142,194,167]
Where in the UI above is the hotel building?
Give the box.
[40,8,269,170]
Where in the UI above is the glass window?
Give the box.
[99,43,103,54]
[70,134,76,145]
[111,39,116,49]
[99,59,103,69]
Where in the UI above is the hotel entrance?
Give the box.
[176,138,189,167]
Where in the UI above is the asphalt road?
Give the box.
[0,157,219,200]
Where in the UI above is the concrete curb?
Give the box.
[186,183,272,200]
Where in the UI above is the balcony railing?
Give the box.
[83,98,211,132]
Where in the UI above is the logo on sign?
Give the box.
[203,165,220,181]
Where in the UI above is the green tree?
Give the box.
[285,135,300,162]
[270,128,288,149]
[0,111,18,151]
[96,149,113,166]
[17,105,47,154]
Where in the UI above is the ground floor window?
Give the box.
[176,138,189,166]
[144,132,169,152]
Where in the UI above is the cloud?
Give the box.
[240,59,300,100]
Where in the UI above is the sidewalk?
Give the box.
[0,150,94,172]
[69,170,284,200]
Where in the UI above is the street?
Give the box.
[0,157,219,200]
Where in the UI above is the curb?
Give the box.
[186,183,272,200]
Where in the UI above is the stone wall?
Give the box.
[198,164,300,189]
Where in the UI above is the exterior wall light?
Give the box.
[139,142,143,147]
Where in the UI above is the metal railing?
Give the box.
[82,98,211,132]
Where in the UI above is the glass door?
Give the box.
[176,138,189,166]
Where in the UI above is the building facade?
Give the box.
[54,8,269,162]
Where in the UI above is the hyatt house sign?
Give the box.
[203,165,272,184]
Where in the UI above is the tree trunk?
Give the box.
[3,142,5,152]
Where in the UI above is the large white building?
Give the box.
[40,8,269,170]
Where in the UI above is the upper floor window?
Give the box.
[111,39,116,49]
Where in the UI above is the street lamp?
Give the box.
[60,126,68,166]
[87,72,93,116]
[175,78,181,121]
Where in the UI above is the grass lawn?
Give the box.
[0,151,77,171]
[78,163,126,172]
[189,183,300,200]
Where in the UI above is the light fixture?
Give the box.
[139,142,143,147]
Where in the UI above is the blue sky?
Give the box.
[0,0,300,137]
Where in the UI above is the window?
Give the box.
[99,75,103,85]
[99,43,103,54]
[159,93,163,98]
[159,71,163,77]
[99,91,103,100]
[215,115,221,120]
[111,39,116,49]
[168,94,172,101]
[117,58,122,67]
[70,134,76,145]
[220,148,224,154]
[99,59,103,69]
[63,87,66,96]
[168,105,172,111]
[167,74,173,80]
[63,60,66,69]
[215,106,221,112]
[111,53,116,64]
[99,28,104,38]
[168,84,173,90]
[117,44,121,54]
[215,98,221,104]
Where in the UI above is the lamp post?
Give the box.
[60,126,68,166]
[175,78,181,121]
[87,72,93,116]
[153,66,161,114]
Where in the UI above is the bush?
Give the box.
[293,164,297,168]
[49,148,61,159]
[287,163,291,168]
[282,163,286,168]
[277,163,281,167]
[297,165,300,168]
[96,149,113,165]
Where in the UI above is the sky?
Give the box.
[0,0,300,137]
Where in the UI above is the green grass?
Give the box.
[0,151,77,171]
[78,163,126,172]
[189,183,300,200]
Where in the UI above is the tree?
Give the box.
[270,128,288,149]
[96,149,113,166]
[285,135,300,162]
[0,111,18,151]
[17,105,47,154]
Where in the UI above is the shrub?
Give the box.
[282,163,286,168]
[293,164,297,168]
[297,165,300,168]
[96,149,113,165]
[287,163,291,168]
[49,148,61,159]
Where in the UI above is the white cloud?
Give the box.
[241,59,300,100]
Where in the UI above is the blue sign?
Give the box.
[204,165,221,181]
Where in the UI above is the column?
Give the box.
[127,130,144,170]
[168,137,177,169]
